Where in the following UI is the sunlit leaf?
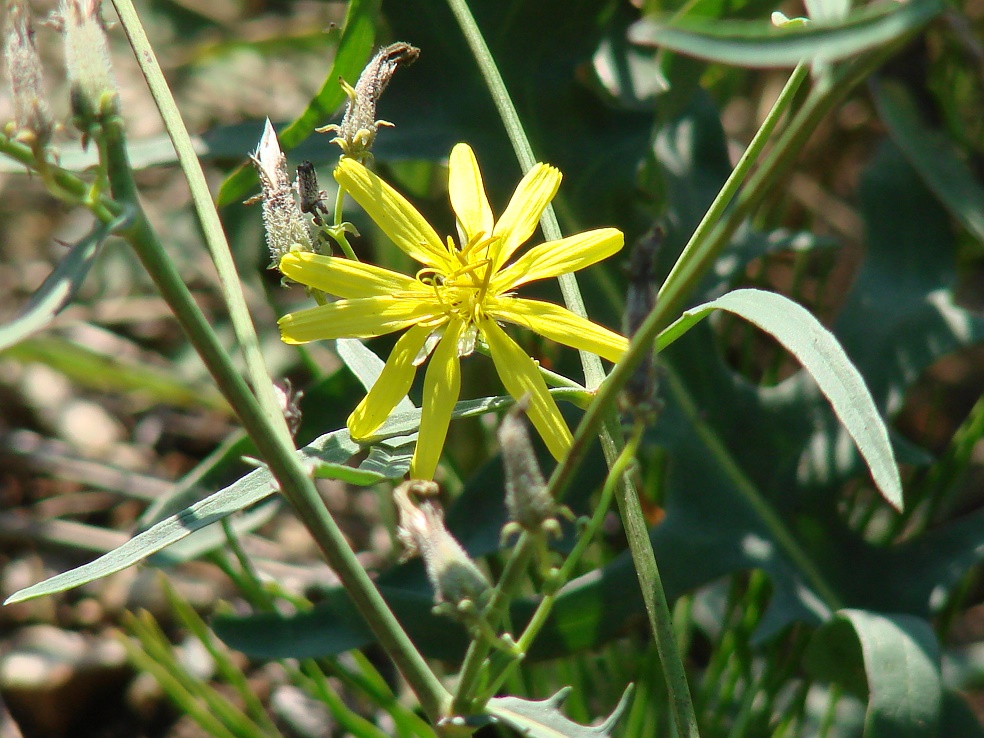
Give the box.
[486,686,634,738]
[629,0,943,68]
[0,216,123,352]
[805,610,941,738]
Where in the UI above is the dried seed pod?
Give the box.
[319,42,419,161]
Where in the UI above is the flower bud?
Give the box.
[250,119,315,265]
[393,480,490,614]
[499,397,555,535]
[620,226,662,421]
[58,0,119,140]
[319,42,419,161]
[4,0,53,148]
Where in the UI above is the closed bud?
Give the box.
[4,0,53,148]
[393,481,490,615]
[250,119,315,266]
[620,226,663,421]
[57,0,119,140]
[499,397,556,538]
[319,42,419,161]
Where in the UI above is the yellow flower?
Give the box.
[278,143,628,480]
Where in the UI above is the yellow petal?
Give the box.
[335,157,452,271]
[480,319,572,461]
[491,228,624,292]
[488,163,561,272]
[348,324,431,439]
[280,251,422,298]
[279,296,440,343]
[487,297,628,363]
[448,143,494,243]
[409,319,465,480]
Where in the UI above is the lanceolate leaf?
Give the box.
[0,216,123,352]
[658,288,903,510]
[873,79,984,246]
[805,610,941,738]
[629,0,943,68]
[5,427,367,604]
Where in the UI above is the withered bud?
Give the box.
[393,480,490,614]
[319,42,419,161]
[273,379,303,438]
[499,397,559,541]
[4,0,53,148]
[620,226,663,420]
[57,0,119,140]
[249,118,315,266]
[296,160,329,225]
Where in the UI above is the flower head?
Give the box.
[278,143,628,479]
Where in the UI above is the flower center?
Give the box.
[416,233,497,326]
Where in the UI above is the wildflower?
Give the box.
[278,143,628,479]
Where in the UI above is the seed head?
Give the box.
[4,0,53,148]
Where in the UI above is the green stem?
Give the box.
[332,182,360,260]
[98,113,450,721]
[443,0,605,391]
[657,61,810,323]
[111,0,291,445]
[478,425,645,703]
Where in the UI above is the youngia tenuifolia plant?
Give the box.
[3,0,982,736]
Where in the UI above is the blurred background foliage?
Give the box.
[2,0,984,736]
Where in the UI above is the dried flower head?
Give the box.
[4,0,53,148]
[319,42,419,161]
[393,480,490,615]
[250,119,315,265]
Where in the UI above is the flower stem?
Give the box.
[96,92,450,731]
[112,0,291,445]
[443,0,605,391]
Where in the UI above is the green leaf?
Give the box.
[629,0,943,68]
[805,610,941,738]
[486,686,633,738]
[216,0,379,206]
[658,288,903,510]
[3,426,377,604]
[873,79,984,246]
[3,334,229,413]
[0,217,121,352]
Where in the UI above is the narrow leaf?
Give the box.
[874,80,984,246]
[336,338,416,413]
[806,610,941,738]
[657,288,903,509]
[629,0,943,68]
[4,427,370,604]
[0,216,121,352]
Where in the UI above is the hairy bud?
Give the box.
[620,226,663,421]
[499,397,558,539]
[4,0,53,148]
[57,0,119,141]
[250,119,315,266]
[393,480,490,615]
[319,42,419,161]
